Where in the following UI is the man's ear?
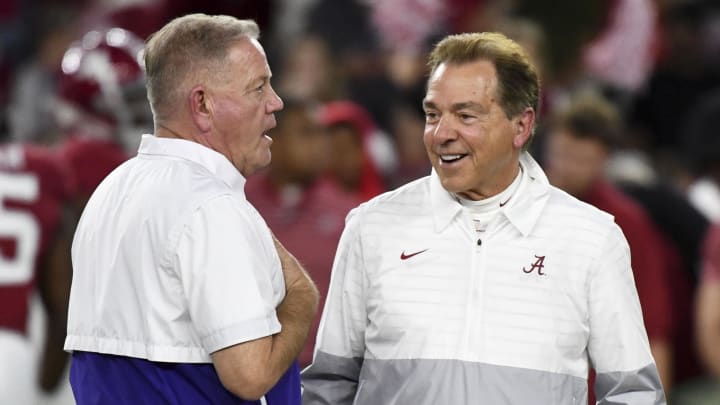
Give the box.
[513,107,535,149]
[189,85,212,133]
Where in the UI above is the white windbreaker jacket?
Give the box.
[302,152,665,405]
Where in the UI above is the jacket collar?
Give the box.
[429,152,550,236]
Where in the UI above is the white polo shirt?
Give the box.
[303,152,664,404]
[65,135,285,363]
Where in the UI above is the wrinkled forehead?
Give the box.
[425,61,499,103]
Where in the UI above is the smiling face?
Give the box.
[423,60,533,200]
[207,38,284,176]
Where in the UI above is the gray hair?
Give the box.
[144,14,260,121]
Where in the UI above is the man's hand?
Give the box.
[212,236,319,400]
[273,236,318,296]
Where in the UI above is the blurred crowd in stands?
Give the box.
[1,0,720,404]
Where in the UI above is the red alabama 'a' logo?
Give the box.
[522,255,546,275]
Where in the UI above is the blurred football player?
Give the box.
[53,27,152,210]
[0,112,75,403]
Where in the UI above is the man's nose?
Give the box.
[432,116,456,143]
[267,87,284,112]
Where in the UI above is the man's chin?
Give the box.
[439,177,466,194]
[239,153,272,177]
[257,152,273,171]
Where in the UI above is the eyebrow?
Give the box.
[422,100,488,113]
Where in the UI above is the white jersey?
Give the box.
[303,152,665,404]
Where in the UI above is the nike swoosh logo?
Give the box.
[400,249,429,260]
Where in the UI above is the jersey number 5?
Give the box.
[0,172,40,284]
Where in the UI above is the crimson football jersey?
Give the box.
[56,135,129,200]
[0,143,73,334]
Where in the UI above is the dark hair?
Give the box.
[273,98,316,133]
[549,92,622,149]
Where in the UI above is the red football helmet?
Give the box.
[56,27,151,146]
